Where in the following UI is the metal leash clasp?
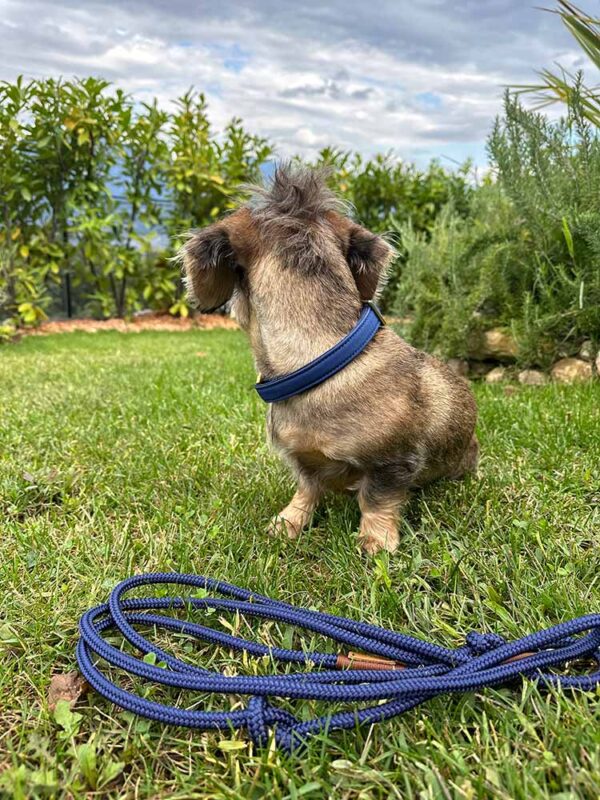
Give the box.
[336,651,406,671]
[366,301,386,326]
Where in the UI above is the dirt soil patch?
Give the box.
[24,312,239,336]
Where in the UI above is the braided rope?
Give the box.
[77,572,600,753]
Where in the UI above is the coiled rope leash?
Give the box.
[77,573,600,753]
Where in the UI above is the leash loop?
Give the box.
[246,697,300,750]
[465,631,506,656]
[246,697,274,748]
[76,572,600,753]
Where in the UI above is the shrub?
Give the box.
[1,76,470,326]
[393,93,600,365]
[0,77,51,326]
[0,79,273,323]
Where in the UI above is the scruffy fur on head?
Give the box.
[248,164,344,220]
[179,165,478,554]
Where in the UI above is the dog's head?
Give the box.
[180,165,394,330]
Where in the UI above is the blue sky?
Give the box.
[0,0,588,167]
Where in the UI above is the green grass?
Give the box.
[1,329,599,800]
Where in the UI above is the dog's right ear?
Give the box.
[346,223,394,301]
[181,223,237,312]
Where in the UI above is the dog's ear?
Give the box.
[181,223,237,312]
[346,223,394,301]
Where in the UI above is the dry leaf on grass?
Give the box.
[48,672,88,711]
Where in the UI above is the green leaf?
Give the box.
[0,623,20,645]
[98,760,125,789]
[53,699,82,735]
[142,651,157,665]
[562,216,575,259]
[563,14,600,71]
[217,739,247,751]
[76,740,97,789]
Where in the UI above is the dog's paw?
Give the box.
[268,514,301,539]
[359,535,398,555]
[358,512,400,555]
[358,528,399,555]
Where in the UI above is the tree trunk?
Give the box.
[117,277,127,318]
[1,203,17,313]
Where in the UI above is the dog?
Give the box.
[180,165,478,554]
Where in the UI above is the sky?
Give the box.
[0,0,588,168]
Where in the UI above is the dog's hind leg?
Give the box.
[356,457,420,554]
[450,434,479,479]
[357,486,407,555]
[269,473,322,539]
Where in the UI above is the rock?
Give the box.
[551,358,593,384]
[468,328,518,362]
[446,358,469,377]
[485,366,507,384]
[468,361,495,379]
[518,369,548,386]
[579,340,594,361]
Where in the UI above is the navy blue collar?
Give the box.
[255,302,385,403]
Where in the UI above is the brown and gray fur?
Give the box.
[180,165,478,554]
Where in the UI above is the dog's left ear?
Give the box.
[346,223,395,301]
[180,222,238,313]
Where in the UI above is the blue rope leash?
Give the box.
[77,572,600,753]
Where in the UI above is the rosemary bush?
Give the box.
[393,93,600,365]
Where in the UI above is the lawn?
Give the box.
[1,329,599,800]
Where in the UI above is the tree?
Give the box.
[26,77,123,317]
[0,77,51,324]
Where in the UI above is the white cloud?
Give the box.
[0,0,589,166]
